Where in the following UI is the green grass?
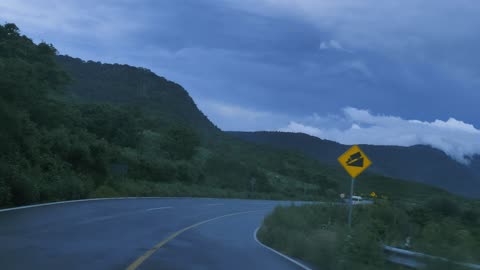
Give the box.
[258,198,480,270]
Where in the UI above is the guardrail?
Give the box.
[384,245,480,269]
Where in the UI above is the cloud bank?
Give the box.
[319,39,351,53]
[197,99,289,131]
[280,107,480,164]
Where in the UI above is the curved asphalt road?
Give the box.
[0,198,312,270]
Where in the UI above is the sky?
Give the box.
[1,0,479,163]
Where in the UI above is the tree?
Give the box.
[163,127,200,160]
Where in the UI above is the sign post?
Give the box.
[348,177,355,227]
[337,145,372,228]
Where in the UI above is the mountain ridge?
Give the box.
[228,131,480,197]
[56,55,219,136]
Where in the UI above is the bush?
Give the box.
[8,174,39,205]
[38,172,94,201]
[461,208,479,225]
[258,199,480,270]
[175,162,197,184]
[163,127,200,160]
[337,226,386,270]
[90,185,119,198]
[426,197,461,217]
[259,204,387,270]
[132,158,176,182]
[0,180,12,206]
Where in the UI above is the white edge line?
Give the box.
[0,197,186,213]
[0,197,309,213]
[254,227,314,270]
[206,203,224,206]
[80,215,116,224]
[145,207,173,211]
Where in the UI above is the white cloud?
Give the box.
[196,99,288,131]
[319,39,352,53]
[320,40,339,50]
[280,107,480,164]
[0,0,145,45]
[345,61,373,78]
[328,60,373,78]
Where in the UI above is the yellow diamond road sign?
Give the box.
[338,145,372,178]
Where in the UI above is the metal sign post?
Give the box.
[338,145,372,228]
[348,178,355,228]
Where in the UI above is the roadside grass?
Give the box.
[258,199,480,270]
[89,178,318,202]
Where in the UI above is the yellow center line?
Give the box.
[126,209,264,270]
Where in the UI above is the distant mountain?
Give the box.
[470,155,480,173]
[228,131,480,197]
[56,55,218,135]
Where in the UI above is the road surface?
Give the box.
[0,197,313,270]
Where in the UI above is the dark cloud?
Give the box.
[1,0,479,131]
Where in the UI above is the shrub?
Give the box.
[0,179,12,206]
[258,199,480,270]
[163,126,200,160]
[90,185,119,198]
[426,197,460,217]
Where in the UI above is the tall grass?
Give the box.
[258,200,480,270]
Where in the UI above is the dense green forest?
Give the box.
[0,23,460,207]
[56,55,218,137]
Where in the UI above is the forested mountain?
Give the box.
[229,131,480,197]
[56,55,218,136]
[0,23,458,208]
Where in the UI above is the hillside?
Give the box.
[229,131,480,197]
[0,23,459,208]
[56,55,218,136]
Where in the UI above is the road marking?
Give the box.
[126,210,262,270]
[205,203,224,206]
[0,198,301,213]
[0,197,185,213]
[80,207,173,224]
[145,207,173,211]
[80,215,117,224]
[254,227,313,270]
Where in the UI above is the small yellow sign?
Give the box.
[338,145,372,178]
[370,192,377,198]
